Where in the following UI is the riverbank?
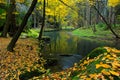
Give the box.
[0,38,120,79]
[0,38,46,79]
[37,47,120,80]
[72,27,120,40]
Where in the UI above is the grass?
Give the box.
[72,27,112,38]
[21,29,39,38]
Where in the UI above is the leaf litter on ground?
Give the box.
[0,38,46,80]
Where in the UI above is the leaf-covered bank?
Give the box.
[40,47,120,80]
[0,38,46,79]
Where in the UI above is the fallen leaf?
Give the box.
[101,69,110,75]
[109,71,119,76]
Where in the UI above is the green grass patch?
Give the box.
[62,26,74,29]
[21,29,39,38]
[72,27,111,38]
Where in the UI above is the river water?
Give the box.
[40,31,120,71]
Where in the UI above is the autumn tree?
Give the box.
[1,0,16,37]
[7,0,37,51]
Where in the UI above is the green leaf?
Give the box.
[72,76,79,80]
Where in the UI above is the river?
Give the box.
[40,31,120,71]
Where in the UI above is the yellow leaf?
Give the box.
[102,64,111,68]
[111,61,120,69]
[83,60,88,65]
[87,57,89,60]
[96,64,111,69]
[111,48,120,53]
[74,63,77,66]
[89,73,97,78]
[108,57,115,60]
[80,75,86,79]
[109,76,114,80]
[27,68,30,72]
[102,57,106,60]
[109,71,119,76]
[96,64,102,69]
[72,67,77,71]
[86,78,91,80]
[104,47,111,52]
[111,54,117,58]
[101,69,110,75]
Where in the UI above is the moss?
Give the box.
[87,47,107,59]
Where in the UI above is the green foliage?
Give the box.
[27,29,39,38]
[72,28,95,37]
[19,69,44,80]
[96,23,107,30]
[21,29,39,38]
[0,8,6,26]
[72,26,112,38]
[72,76,79,80]
[87,47,107,59]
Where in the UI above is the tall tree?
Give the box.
[9,0,16,37]
[93,6,120,39]
[38,0,46,40]
[7,0,37,51]
[1,0,16,37]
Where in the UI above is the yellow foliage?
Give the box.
[0,0,5,3]
[80,75,86,79]
[109,76,114,80]
[89,73,97,78]
[0,38,46,79]
[109,71,119,76]
[111,48,120,53]
[101,69,110,75]
[16,0,24,3]
[111,61,120,69]
[96,63,111,69]
[86,78,91,80]
[108,0,120,7]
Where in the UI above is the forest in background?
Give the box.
[0,0,120,32]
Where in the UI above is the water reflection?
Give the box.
[41,31,120,70]
[42,31,120,56]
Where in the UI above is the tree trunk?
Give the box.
[1,13,10,37]
[38,0,46,40]
[9,0,16,37]
[93,6,120,39]
[33,8,37,28]
[1,0,16,37]
[0,3,7,9]
[7,0,37,51]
